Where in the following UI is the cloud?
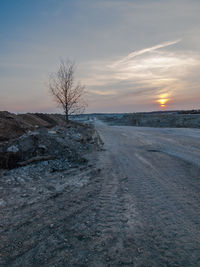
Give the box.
[82,39,200,112]
[111,39,181,67]
[83,39,199,87]
[90,90,117,96]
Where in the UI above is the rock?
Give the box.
[48,130,57,135]
[21,194,29,198]
[74,133,83,142]
[17,177,25,183]
[38,144,47,153]
[0,199,6,207]
[7,145,19,153]
[27,131,40,136]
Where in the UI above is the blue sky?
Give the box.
[1,0,200,113]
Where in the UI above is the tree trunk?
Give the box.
[65,109,69,124]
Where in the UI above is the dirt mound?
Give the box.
[0,111,30,141]
[33,113,66,127]
[0,124,101,170]
[0,111,66,141]
[0,111,102,169]
[18,113,66,128]
[18,113,51,128]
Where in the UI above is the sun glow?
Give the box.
[157,98,169,108]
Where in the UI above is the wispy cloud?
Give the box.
[81,39,200,111]
[111,39,181,67]
[90,90,116,96]
[83,39,199,88]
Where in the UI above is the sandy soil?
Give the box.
[0,122,200,266]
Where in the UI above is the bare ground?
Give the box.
[0,122,200,266]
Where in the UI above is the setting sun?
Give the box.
[157,98,169,108]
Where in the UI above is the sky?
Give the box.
[0,0,200,113]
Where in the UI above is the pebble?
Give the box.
[0,199,6,207]
[21,194,29,198]
[7,145,19,153]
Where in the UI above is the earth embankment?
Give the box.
[100,112,200,128]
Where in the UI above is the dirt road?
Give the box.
[94,123,200,266]
[1,123,200,266]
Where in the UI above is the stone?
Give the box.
[0,199,6,207]
[48,130,57,135]
[7,145,19,153]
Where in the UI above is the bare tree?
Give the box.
[49,60,86,123]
